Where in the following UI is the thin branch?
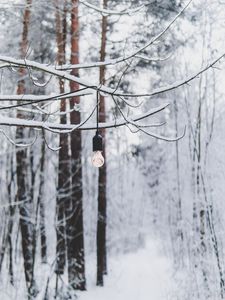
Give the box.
[0,129,37,147]
[112,95,183,141]
[58,0,192,70]
[0,103,169,133]
[0,50,224,98]
[0,87,92,110]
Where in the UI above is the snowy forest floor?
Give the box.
[77,239,175,300]
[0,238,177,300]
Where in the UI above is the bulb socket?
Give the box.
[93,131,103,152]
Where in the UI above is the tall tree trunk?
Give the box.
[7,153,15,285]
[16,0,38,297]
[0,153,15,284]
[96,0,108,287]
[38,136,47,263]
[66,0,86,290]
[173,97,183,268]
[54,0,69,276]
[0,215,8,274]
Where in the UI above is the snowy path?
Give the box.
[78,239,174,300]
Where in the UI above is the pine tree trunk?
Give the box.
[54,0,69,276]
[65,0,86,290]
[96,0,108,287]
[16,0,37,297]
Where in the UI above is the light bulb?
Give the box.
[92,151,104,168]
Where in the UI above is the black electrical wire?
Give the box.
[96,90,99,133]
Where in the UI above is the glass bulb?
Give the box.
[92,151,104,168]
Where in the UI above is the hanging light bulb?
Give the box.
[92,150,104,168]
[92,131,104,168]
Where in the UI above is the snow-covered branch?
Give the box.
[0,103,169,133]
[0,89,91,102]
[0,52,224,100]
[0,89,92,111]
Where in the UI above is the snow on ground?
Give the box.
[0,238,175,300]
[78,239,174,300]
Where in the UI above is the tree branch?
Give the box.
[0,49,224,99]
[0,103,169,133]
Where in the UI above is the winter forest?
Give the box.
[1,0,225,299]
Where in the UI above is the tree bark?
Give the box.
[16,0,38,297]
[97,0,108,287]
[54,0,69,276]
[66,0,86,290]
